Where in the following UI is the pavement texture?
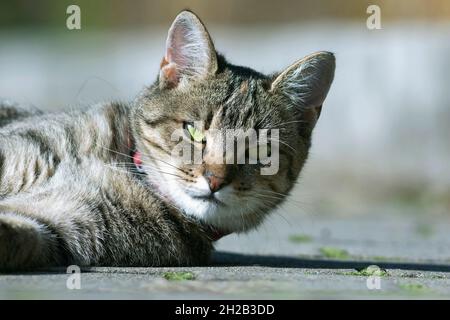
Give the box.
[1,211,450,299]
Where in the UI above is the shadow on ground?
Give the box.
[1,250,450,276]
[212,251,450,273]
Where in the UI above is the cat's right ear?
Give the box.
[159,10,218,89]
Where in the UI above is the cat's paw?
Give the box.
[0,213,48,270]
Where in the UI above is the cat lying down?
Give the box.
[0,10,335,270]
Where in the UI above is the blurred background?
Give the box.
[1,0,450,260]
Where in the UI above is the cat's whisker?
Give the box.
[267,137,297,152]
[251,192,285,200]
[103,165,146,177]
[140,165,188,181]
[251,191,307,213]
[256,189,307,207]
[257,189,289,197]
[257,111,274,128]
[271,208,293,227]
[248,198,294,228]
[99,145,134,159]
[249,196,298,229]
[105,163,185,183]
[271,119,308,129]
[137,151,191,175]
[99,144,191,178]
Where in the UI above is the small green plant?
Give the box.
[288,234,312,243]
[319,247,350,259]
[345,265,388,277]
[163,271,196,281]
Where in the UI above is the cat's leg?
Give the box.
[0,160,214,270]
[0,212,61,270]
[0,188,103,271]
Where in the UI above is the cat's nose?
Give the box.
[204,171,225,193]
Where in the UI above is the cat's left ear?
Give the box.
[159,10,218,89]
[270,51,335,129]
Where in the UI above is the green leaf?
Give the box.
[163,271,196,281]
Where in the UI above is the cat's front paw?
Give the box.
[0,213,50,271]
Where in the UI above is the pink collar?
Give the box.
[132,150,144,172]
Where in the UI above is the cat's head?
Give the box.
[132,10,335,236]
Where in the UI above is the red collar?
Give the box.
[132,150,143,169]
[128,132,143,170]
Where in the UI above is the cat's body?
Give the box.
[0,11,335,270]
[0,102,212,269]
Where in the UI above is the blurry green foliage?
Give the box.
[1,0,449,30]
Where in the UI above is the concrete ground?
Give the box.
[1,211,450,299]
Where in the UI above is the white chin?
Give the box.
[181,196,258,233]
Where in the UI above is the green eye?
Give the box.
[186,123,205,142]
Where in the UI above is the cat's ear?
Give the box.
[270,51,335,129]
[159,10,218,89]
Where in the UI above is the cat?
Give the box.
[0,10,335,270]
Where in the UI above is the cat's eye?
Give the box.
[184,122,205,143]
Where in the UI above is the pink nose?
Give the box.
[204,172,225,193]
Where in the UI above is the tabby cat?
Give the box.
[0,11,335,270]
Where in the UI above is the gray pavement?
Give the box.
[1,212,450,299]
